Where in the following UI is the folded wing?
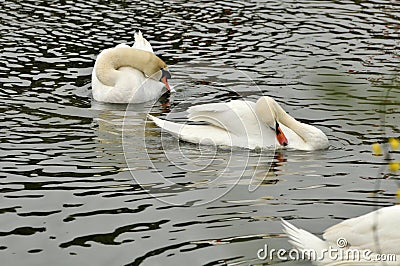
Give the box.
[187,100,258,137]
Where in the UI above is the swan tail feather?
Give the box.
[281,219,329,262]
[147,115,184,139]
[133,31,153,53]
[148,115,232,146]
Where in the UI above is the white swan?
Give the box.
[148,96,329,151]
[282,205,400,265]
[91,31,171,103]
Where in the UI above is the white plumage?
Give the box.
[91,31,171,103]
[282,205,400,265]
[148,96,329,151]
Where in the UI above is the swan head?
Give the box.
[154,68,172,91]
[256,96,288,147]
[143,58,171,91]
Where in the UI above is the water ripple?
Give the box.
[1,0,399,265]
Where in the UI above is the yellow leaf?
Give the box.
[389,161,400,172]
[396,188,400,199]
[389,138,399,150]
[372,143,383,156]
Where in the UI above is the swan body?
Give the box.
[282,205,400,265]
[148,96,329,151]
[91,31,171,103]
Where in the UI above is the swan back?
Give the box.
[187,101,256,136]
[150,100,278,149]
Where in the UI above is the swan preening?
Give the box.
[282,205,400,265]
[148,96,329,151]
[91,31,171,103]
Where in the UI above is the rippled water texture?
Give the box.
[1,0,399,265]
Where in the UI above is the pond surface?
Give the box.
[1,0,399,265]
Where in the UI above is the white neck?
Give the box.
[271,99,329,150]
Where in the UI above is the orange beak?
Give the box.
[161,76,171,91]
[276,123,288,147]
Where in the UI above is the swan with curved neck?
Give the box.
[91,32,171,103]
[148,96,329,151]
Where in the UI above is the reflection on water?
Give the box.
[1,0,399,265]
